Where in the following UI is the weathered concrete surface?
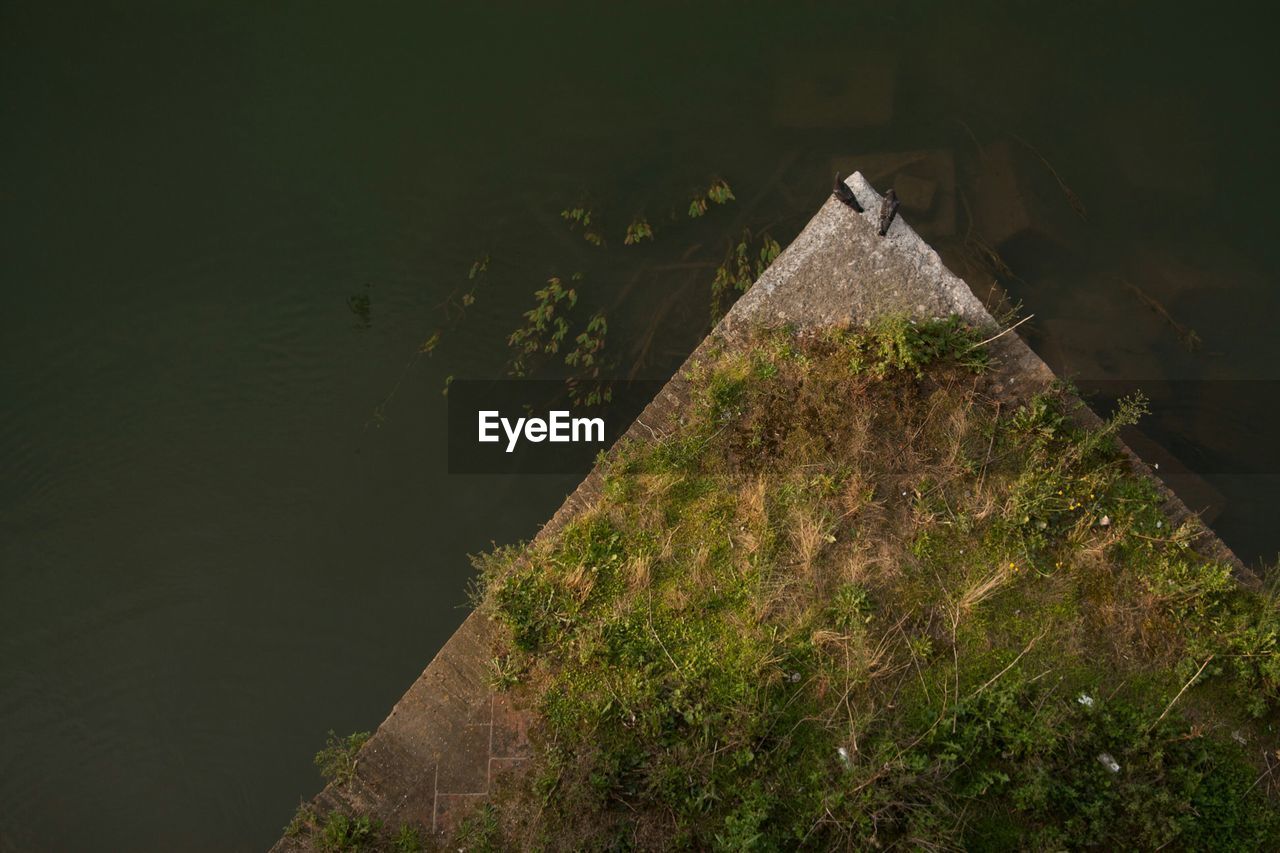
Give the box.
[273,173,1250,850]
[732,172,987,327]
[831,151,957,238]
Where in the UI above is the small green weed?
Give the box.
[314,730,371,786]
[284,804,318,837]
[848,314,988,376]
[391,823,424,853]
[455,802,503,852]
[318,812,379,852]
[488,653,523,691]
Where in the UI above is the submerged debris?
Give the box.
[1123,278,1203,351]
[1015,134,1088,222]
[956,188,1022,285]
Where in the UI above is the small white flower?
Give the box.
[1077,693,1094,708]
[836,747,852,768]
[1098,752,1121,773]
[1156,521,1162,529]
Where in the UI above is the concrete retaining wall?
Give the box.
[273,172,1248,849]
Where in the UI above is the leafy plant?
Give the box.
[840,314,989,378]
[285,804,318,837]
[507,276,580,377]
[418,330,441,355]
[829,582,875,630]
[455,803,504,852]
[688,177,736,218]
[488,654,523,691]
[624,216,654,245]
[565,312,612,407]
[314,730,371,786]
[561,207,605,246]
[392,823,424,852]
[319,812,379,852]
[706,178,735,205]
[709,228,781,323]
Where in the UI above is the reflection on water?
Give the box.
[2,2,1278,848]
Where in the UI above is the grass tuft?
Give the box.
[314,730,370,786]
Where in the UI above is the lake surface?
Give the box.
[3,3,1278,849]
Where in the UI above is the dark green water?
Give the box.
[2,2,1278,849]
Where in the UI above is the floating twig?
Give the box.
[969,314,1034,350]
[1149,654,1214,732]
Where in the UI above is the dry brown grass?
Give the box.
[956,563,1016,615]
[626,552,653,591]
[562,562,596,603]
[790,509,832,577]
